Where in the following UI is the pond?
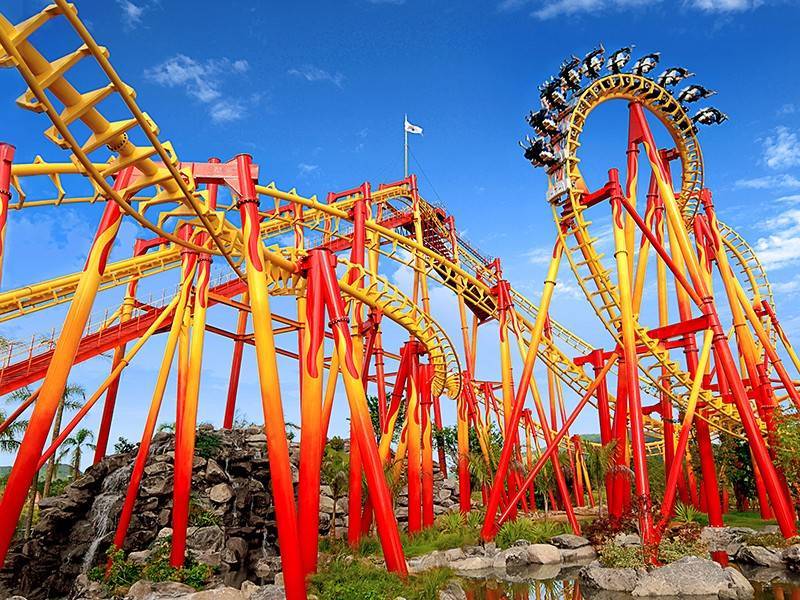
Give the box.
[462,567,800,600]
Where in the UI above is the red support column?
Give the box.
[223,299,249,429]
[406,351,423,534]
[0,143,14,288]
[420,363,435,528]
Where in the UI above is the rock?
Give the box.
[450,556,494,570]
[209,483,235,504]
[128,549,152,565]
[702,527,748,557]
[613,533,641,547]
[186,525,224,553]
[7,596,28,600]
[632,556,734,597]
[736,545,783,567]
[273,573,283,587]
[250,585,287,600]
[580,561,641,593]
[560,545,597,563]
[438,581,467,600]
[722,567,755,600]
[241,581,259,599]
[125,580,196,599]
[187,589,245,600]
[318,496,335,514]
[206,459,228,483]
[493,546,533,570]
[526,543,561,564]
[551,534,591,549]
[443,547,465,562]
[783,544,800,572]
[417,550,448,570]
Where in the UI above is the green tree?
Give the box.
[3,386,34,538]
[774,412,800,508]
[716,434,756,511]
[321,436,349,538]
[63,428,96,480]
[584,440,617,517]
[43,383,85,497]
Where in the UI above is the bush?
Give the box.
[599,543,645,568]
[89,540,214,592]
[435,512,464,534]
[194,431,222,459]
[583,511,637,547]
[658,537,709,563]
[744,532,798,549]
[495,518,566,549]
[308,557,452,600]
[674,502,702,524]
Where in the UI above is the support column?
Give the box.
[420,363,435,528]
[0,167,134,564]
[233,154,305,599]
[0,143,14,288]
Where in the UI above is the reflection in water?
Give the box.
[465,573,800,600]
[463,575,581,600]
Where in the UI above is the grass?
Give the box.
[495,518,567,550]
[686,511,778,529]
[308,558,453,600]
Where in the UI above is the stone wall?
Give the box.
[0,426,460,600]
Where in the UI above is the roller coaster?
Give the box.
[0,4,797,599]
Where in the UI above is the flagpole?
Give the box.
[404,113,409,178]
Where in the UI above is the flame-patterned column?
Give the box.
[0,167,134,564]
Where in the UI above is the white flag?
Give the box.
[404,119,423,135]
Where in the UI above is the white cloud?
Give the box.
[734,174,800,190]
[778,103,797,116]
[525,247,555,265]
[288,65,345,88]
[687,0,762,10]
[297,163,320,177]
[117,0,145,29]
[771,275,800,295]
[145,55,254,123]
[500,0,768,17]
[763,126,800,170]
[776,194,800,203]
[753,209,800,269]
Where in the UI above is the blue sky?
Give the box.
[1,0,800,467]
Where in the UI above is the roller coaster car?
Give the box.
[632,52,661,76]
[526,108,559,137]
[558,56,583,92]
[606,46,634,74]
[656,67,694,88]
[677,85,716,104]
[582,45,605,79]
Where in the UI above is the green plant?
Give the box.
[114,437,136,454]
[674,502,702,524]
[308,556,452,600]
[63,427,96,480]
[189,499,221,527]
[658,537,709,563]
[89,540,214,592]
[584,440,616,517]
[744,532,798,549]
[495,517,566,549]
[321,437,349,538]
[774,413,800,507]
[465,509,485,531]
[599,543,645,568]
[434,512,464,534]
[194,430,222,459]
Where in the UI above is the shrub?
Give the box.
[744,532,798,549]
[599,543,645,568]
[583,510,637,546]
[308,557,452,600]
[434,512,464,534]
[194,431,222,459]
[658,537,709,563]
[495,518,566,549]
[89,540,215,592]
[674,502,702,524]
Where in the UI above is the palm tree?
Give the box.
[3,386,34,538]
[321,438,349,538]
[63,428,96,481]
[43,383,85,497]
[584,440,617,517]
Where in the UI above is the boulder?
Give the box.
[443,548,466,562]
[560,545,597,563]
[702,527,748,557]
[782,544,800,572]
[493,546,533,570]
[187,589,245,600]
[450,555,494,570]
[736,545,783,567]
[722,567,755,600]
[186,525,224,553]
[580,561,642,593]
[438,581,467,600]
[250,585,287,600]
[209,483,235,504]
[205,460,228,483]
[551,534,591,549]
[526,543,561,564]
[613,533,641,547]
[632,556,744,597]
[125,580,196,599]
